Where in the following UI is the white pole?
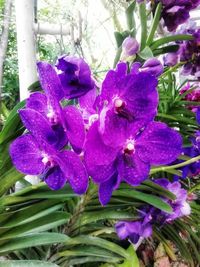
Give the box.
[15,0,37,101]
[34,23,70,35]
[15,0,40,189]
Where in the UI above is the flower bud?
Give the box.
[121,36,139,58]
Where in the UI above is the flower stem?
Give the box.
[150,155,200,174]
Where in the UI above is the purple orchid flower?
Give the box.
[9,109,88,194]
[98,62,159,148]
[164,27,200,78]
[160,0,200,32]
[115,213,152,244]
[115,179,190,243]
[27,62,85,153]
[84,121,182,205]
[173,131,200,179]
[155,179,191,221]
[55,55,95,99]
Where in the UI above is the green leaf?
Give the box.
[0,167,23,196]
[0,260,59,267]
[139,1,147,50]
[150,34,193,50]
[116,245,139,267]
[113,190,172,213]
[126,1,136,33]
[73,210,136,230]
[113,47,122,68]
[0,100,25,145]
[0,200,64,226]
[0,212,70,241]
[0,233,70,254]
[59,245,122,260]
[138,46,153,60]
[146,2,162,46]
[142,180,176,200]
[64,235,129,259]
[153,45,179,56]
[114,32,124,48]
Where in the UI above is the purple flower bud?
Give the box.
[122,37,139,57]
[141,58,164,77]
[131,58,164,77]
[164,52,179,67]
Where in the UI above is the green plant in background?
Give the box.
[1,1,200,267]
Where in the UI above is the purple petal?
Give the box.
[64,105,85,153]
[9,134,44,175]
[19,109,58,146]
[99,108,132,148]
[130,62,141,74]
[26,92,48,115]
[37,61,64,102]
[98,172,120,206]
[117,154,150,186]
[100,63,127,104]
[79,88,97,115]
[84,121,118,166]
[55,56,95,99]
[85,161,116,183]
[61,150,88,194]
[196,108,200,124]
[115,221,129,240]
[44,165,66,190]
[136,122,183,165]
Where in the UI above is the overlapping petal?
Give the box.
[19,109,58,146]
[9,134,44,175]
[136,121,182,165]
[98,171,120,206]
[117,154,150,186]
[61,150,88,194]
[64,105,85,153]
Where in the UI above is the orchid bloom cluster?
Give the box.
[137,0,200,32]
[10,54,189,244]
[164,25,200,78]
[173,131,200,179]
[115,179,191,244]
[10,56,183,202]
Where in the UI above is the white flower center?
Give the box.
[42,156,49,164]
[125,139,135,153]
[114,98,123,108]
[89,113,99,126]
[47,110,55,119]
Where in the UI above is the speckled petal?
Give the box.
[26,92,48,116]
[99,108,131,148]
[44,166,66,190]
[98,172,120,205]
[64,105,85,153]
[37,61,64,102]
[19,109,58,146]
[9,134,44,175]
[117,154,150,186]
[84,121,118,166]
[61,150,88,194]
[136,121,182,165]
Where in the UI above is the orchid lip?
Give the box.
[124,139,135,154]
